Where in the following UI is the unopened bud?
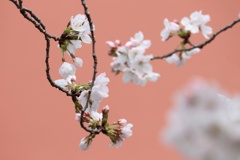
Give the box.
[102,105,110,114]
[118,119,127,127]
[115,40,121,45]
[102,105,110,126]
[106,41,115,48]
[75,113,81,121]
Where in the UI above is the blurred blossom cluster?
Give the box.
[163,79,240,160]
[106,31,160,86]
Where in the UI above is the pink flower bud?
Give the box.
[118,119,127,126]
[106,41,115,47]
[102,105,110,113]
[75,113,81,121]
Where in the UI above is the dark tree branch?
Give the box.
[79,0,99,134]
[152,18,240,60]
[9,0,60,41]
[10,0,73,96]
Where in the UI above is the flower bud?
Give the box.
[102,105,110,126]
[75,113,81,121]
[79,134,95,151]
[73,57,83,67]
[118,119,127,127]
[59,62,76,79]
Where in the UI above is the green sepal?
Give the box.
[178,30,191,39]
[74,101,82,112]
[64,28,71,34]
[60,44,67,52]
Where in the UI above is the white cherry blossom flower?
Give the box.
[161,18,180,41]
[78,90,99,112]
[122,68,141,84]
[71,14,86,31]
[108,32,159,85]
[77,73,110,112]
[166,48,200,66]
[128,46,145,60]
[59,62,76,79]
[181,11,212,39]
[126,31,151,50]
[71,14,92,44]
[91,72,109,101]
[110,123,133,148]
[54,75,76,89]
[131,54,153,74]
[79,20,92,44]
[67,40,82,55]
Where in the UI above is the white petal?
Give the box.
[81,34,92,44]
[134,31,144,42]
[166,54,180,64]
[54,79,68,88]
[161,28,170,41]
[201,25,213,39]
[181,17,190,26]
[141,40,151,49]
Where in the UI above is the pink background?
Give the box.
[1,0,240,159]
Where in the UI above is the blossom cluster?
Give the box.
[54,14,93,90]
[55,14,133,151]
[106,31,160,86]
[163,79,240,160]
[75,73,133,150]
[161,11,213,66]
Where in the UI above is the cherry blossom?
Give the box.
[163,79,240,160]
[181,11,212,39]
[161,18,180,41]
[77,73,110,112]
[67,40,82,55]
[71,14,92,44]
[109,122,133,148]
[59,62,76,79]
[107,32,159,85]
[166,48,200,66]
[125,31,151,50]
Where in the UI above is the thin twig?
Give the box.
[79,0,99,133]
[10,0,73,96]
[10,0,60,41]
[152,18,240,60]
